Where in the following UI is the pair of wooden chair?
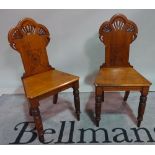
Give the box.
[8,14,151,142]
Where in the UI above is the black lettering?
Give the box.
[112,128,133,143]
[10,122,37,144]
[41,128,56,144]
[77,128,111,143]
[131,127,155,142]
[55,121,75,144]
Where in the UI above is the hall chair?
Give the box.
[8,18,80,142]
[95,14,151,127]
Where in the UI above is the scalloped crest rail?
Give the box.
[99,14,138,68]
[8,18,52,78]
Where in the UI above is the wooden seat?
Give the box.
[95,14,151,127]
[8,18,80,142]
[95,67,151,87]
[23,70,79,98]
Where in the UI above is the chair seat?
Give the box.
[23,69,79,98]
[95,67,151,87]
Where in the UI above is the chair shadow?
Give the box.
[84,33,104,90]
[40,96,76,121]
[22,95,76,124]
[85,92,137,126]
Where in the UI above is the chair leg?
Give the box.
[29,108,33,116]
[28,102,33,116]
[95,86,102,127]
[73,82,80,121]
[29,99,44,142]
[123,91,130,102]
[137,87,149,127]
[102,91,104,102]
[53,93,58,104]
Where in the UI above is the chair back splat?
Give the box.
[99,14,138,68]
[8,18,53,78]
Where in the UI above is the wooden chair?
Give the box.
[8,18,80,142]
[95,14,151,127]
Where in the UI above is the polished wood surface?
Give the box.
[95,14,151,127]
[23,70,79,98]
[8,18,53,78]
[95,67,151,87]
[99,14,138,68]
[8,18,80,142]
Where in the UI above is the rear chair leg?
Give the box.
[73,81,80,121]
[53,93,58,104]
[29,108,33,116]
[123,91,130,104]
[28,102,32,116]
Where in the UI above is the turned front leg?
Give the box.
[73,81,80,120]
[29,99,44,142]
[95,86,102,127]
[137,87,149,127]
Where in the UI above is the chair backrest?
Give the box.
[8,18,53,78]
[99,14,138,68]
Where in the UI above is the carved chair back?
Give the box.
[8,18,53,78]
[99,14,138,68]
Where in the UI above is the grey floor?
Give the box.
[0,92,155,144]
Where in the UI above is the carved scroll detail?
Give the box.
[99,14,138,44]
[8,18,53,77]
[8,18,50,50]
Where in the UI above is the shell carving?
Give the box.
[8,18,52,77]
[99,14,138,44]
[8,18,50,50]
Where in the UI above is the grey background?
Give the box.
[0,9,154,94]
